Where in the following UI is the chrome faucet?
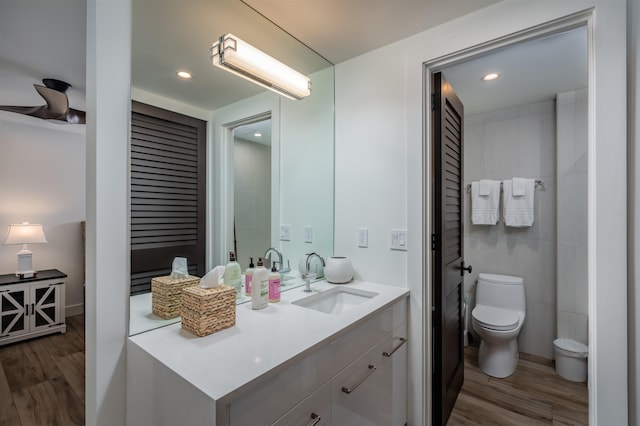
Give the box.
[303,252,325,292]
[264,247,283,272]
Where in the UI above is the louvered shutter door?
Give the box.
[130,102,206,295]
[433,72,465,425]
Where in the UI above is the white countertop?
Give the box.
[128,280,409,402]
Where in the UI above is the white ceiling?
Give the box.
[235,119,272,146]
[442,27,588,115]
[0,0,86,109]
[1,0,587,117]
[242,0,501,64]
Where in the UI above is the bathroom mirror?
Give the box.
[129,0,334,335]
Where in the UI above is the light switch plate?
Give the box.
[358,228,368,248]
[304,226,313,243]
[280,225,291,241]
[390,229,407,251]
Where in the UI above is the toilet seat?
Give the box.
[472,305,519,331]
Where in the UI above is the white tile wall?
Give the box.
[234,138,272,268]
[464,100,558,359]
[556,89,588,345]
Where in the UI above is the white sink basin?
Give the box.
[292,286,379,315]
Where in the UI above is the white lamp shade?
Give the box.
[3,223,48,245]
[211,33,311,100]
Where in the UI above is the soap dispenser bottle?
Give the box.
[251,258,268,310]
[224,251,242,299]
[268,262,281,303]
[244,257,255,297]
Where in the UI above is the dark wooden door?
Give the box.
[432,71,469,425]
[130,101,207,295]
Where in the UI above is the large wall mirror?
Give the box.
[129,0,334,335]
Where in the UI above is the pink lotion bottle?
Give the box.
[268,263,281,303]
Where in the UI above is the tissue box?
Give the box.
[151,275,200,319]
[181,284,236,337]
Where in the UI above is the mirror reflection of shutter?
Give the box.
[130,101,206,295]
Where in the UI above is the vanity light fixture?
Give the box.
[211,33,311,100]
[481,72,501,81]
[177,71,192,79]
[3,222,48,278]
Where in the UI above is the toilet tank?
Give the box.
[476,273,525,312]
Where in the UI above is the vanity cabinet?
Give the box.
[0,269,66,345]
[225,298,407,426]
[126,281,409,426]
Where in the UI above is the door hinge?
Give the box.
[431,93,437,111]
[431,233,437,251]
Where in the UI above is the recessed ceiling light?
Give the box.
[482,72,500,81]
[177,71,192,79]
[254,132,262,137]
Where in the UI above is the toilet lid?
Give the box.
[472,305,519,331]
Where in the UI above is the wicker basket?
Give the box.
[181,284,236,337]
[151,275,200,319]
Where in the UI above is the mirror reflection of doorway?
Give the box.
[232,118,272,269]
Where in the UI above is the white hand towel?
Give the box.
[512,177,527,196]
[478,179,492,196]
[471,180,500,225]
[503,179,535,227]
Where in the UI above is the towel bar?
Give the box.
[465,179,543,192]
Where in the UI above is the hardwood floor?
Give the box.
[448,343,588,425]
[0,315,85,426]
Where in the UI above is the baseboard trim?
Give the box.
[66,303,84,317]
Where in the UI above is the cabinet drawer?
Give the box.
[332,323,408,426]
[272,381,331,426]
[228,298,407,425]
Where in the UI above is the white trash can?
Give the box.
[553,338,588,382]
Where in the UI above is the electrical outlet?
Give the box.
[358,228,368,248]
[304,226,313,243]
[280,225,291,241]
[390,229,407,251]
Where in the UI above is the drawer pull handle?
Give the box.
[383,337,407,357]
[341,364,376,394]
[308,412,321,426]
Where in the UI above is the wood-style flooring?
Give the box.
[0,315,85,426]
[449,343,589,425]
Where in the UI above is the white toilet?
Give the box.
[472,273,526,378]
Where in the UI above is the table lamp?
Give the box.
[3,222,48,278]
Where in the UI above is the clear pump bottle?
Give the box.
[251,258,268,310]
[223,251,242,299]
[245,257,255,297]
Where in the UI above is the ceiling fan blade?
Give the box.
[34,84,68,118]
[0,80,85,124]
[0,105,43,115]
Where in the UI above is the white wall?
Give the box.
[279,67,334,270]
[86,0,130,424]
[335,1,628,424]
[556,89,589,346]
[628,0,639,423]
[0,113,86,315]
[463,100,557,359]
